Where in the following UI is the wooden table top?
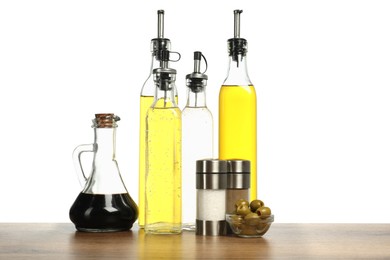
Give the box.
[1,223,390,259]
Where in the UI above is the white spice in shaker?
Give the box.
[197,190,226,220]
[196,159,227,236]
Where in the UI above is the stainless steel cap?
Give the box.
[196,159,228,190]
[196,159,228,173]
[227,160,250,189]
[228,159,250,173]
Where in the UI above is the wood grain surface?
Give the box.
[0,223,389,259]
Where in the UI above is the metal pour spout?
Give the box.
[234,10,243,38]
[228,10,248,64]
[157,10,164,39]
[193,51,202,73]
[186,51,208,94]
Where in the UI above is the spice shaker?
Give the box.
[226,160,250,214]
[196,159,227,236]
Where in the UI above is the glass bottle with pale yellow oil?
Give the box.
[139,10,177,228]
[145,54,182,234]
[219,10,257,201]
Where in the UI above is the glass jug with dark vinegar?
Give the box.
[69,114,138,232]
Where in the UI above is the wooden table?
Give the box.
[1,223,390,259]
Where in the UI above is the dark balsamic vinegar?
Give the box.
[69,193,138,232]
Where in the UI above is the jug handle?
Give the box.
[72,144,95,187]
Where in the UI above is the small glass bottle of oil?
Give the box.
[139,10,177,228]
[145,52,182,234]
[219,10,257,201]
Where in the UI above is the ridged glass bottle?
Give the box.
[182,52,213,230]
[219,10,257,201]
[145,66,182,234]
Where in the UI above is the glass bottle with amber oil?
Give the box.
[219,10,257,201]
[182,51,213,231]
[145,54,182,234]
[139,10,177,228]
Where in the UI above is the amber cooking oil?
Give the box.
[219,85,257,201]
[219,10,257,200]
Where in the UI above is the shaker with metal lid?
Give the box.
[226,159,250,213]
[196,159,227,236]
[225,159,250,234]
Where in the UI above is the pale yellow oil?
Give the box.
[138,95,154,227]
[145,98,182,234]
[219,85,257,201]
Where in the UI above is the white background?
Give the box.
[1,0,390,223]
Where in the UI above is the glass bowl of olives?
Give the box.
[226,199,274,238]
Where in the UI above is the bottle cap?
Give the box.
[196,159,228,173]
[150,10,172,59]
[196,159,228,190]
[186,51,208,93]
[228,10,248,60]
[227,160,250,189]
[92,114,120,128]
[151,38,171,57]
[153,66,177,91]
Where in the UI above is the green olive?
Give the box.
[235,199,249,209]
[257,223,268,232]
[256,206,271,219]
[231,214,241,222]
[230,214,242,228]
[244,212,259,220]
[240,224,258,235]
[245,212,260,226]
[236,204,251,216]
[250,199,264,212]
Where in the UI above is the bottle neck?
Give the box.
[82,125,127,194]
[93,127,116,162]
[223,54,252,86]
[186,88,206,107]
[149,38,171,76]
[153,84,178,108]
[149,54,168,76]
[142,54,178,97]
[141,55,162,96]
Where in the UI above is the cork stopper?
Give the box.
[93,113,120,128]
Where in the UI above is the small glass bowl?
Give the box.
[226,213,274,238]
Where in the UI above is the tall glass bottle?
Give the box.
[182,51,213,230]
[219,10,257,201]
[139,10,176,228]
[145,55,182,234]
